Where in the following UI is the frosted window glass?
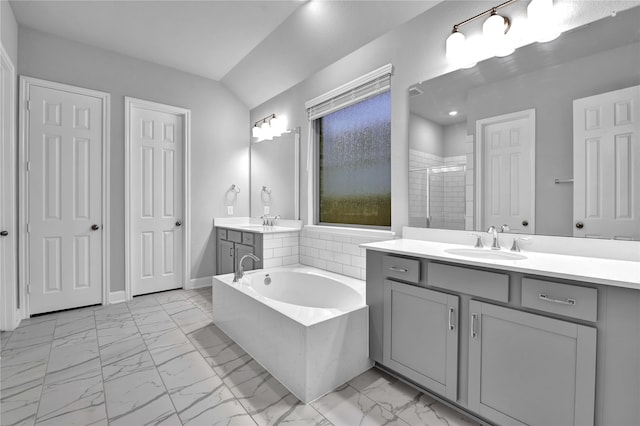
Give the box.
[318,91,391,226]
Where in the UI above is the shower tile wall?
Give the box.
[409,149,470,230]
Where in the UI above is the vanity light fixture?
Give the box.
[445,0,559,66]
[252,113,289,142]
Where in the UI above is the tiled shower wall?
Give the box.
[298,229,390,280]
[409,149,471,230]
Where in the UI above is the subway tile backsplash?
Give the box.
[299,228,390,280]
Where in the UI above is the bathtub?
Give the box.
[212,265,372,403]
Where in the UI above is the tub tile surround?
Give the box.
[0,287,480,426]
[299,227,394,280]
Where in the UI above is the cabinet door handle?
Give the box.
[470,313,478,338]
[448,307,455,331]
[229,247,234,257]
[539,293,576,306]
[388,266,408,273]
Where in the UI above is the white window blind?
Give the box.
[305,64,392,120]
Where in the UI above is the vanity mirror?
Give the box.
[250,128,300,220]
[408,6,639,239]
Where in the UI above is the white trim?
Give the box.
[475,109,536,233]
[188,277,212,290]
[109,290,126,304]
[294,128,300,220]
[305,64,393,110]
[0,44,19,330]
[124,97,191,301]
[19,76,111,318]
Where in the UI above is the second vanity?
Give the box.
[362,234,640,426]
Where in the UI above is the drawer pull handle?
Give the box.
[448,307,455,331]
[470,313,478,338]
[388,266,408,273]
[539,293,576,306]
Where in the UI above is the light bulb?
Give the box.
[528,0,560,42]
[445,30,466,62]
[483,13,507,38]
[261,121,272,141]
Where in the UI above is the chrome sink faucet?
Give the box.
[487,224,511,250]
[233,253,260,282]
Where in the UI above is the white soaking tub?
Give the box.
[212,265,372,403]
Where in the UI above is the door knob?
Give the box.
[0,230,8,237]
[176,220,182,227]
[91,224,100,231]
[522,220,529,227]
[575,222,584,229]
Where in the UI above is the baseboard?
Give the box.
[109,290,126,304]
[188,277,212,289]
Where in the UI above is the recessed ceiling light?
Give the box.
[449,110,458,116]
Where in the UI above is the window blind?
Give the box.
[305,64,392,121]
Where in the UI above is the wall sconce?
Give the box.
[252,113,289,142]
[445,0,560,67]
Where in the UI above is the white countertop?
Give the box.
[213,217,302,234]
[361,239,640,290]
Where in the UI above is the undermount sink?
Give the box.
[444,248,527,261]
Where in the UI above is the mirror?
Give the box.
[408,6,640,239]
[250,128,300,220]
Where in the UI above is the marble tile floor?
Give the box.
[1,287,480,426]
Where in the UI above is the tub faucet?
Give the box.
[234,253,260,282]
[487,226,501,250]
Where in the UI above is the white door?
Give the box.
[476,109,535,233]
[573,85,640,240]
[25,81,106,315]
[1,47,18,330]
[128,100,184,296]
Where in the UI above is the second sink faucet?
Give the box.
[486,224,510,250]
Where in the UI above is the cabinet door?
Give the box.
[468,301,596,426]
[383,280,459,400]
[218,240,235,274]
[236,243,256,271]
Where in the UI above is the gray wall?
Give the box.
[18,27,250,292]
[443,122,469,158]
[467,42,640,236]
[248,0,633,235]
[408,113,443,157]
[1,1,18,65]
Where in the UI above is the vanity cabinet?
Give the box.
[364,248,617,426]
[468,300,596,426]
[383,280,459,400]
[216,227,263,274]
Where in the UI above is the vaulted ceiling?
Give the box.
[10,0,440,108]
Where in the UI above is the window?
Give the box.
[315,90,391,227]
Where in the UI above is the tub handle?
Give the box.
[388,266,408,273]
[448,307,455,331]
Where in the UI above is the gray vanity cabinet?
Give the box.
[383,280,459,400]
[468,300,597,426]
[216,228,263,274]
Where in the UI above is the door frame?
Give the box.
[0,44,18,330]
[19,76,111,318]
[124,97,191,301]
[475,108,536,233]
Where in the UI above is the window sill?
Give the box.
[303,225,395,240]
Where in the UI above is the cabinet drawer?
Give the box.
[522,278,597,322]
[242,232,255,245]
[428,263,509,303]
[217,228,227,240]
[382,255,420,283]
[227,230,242,243]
